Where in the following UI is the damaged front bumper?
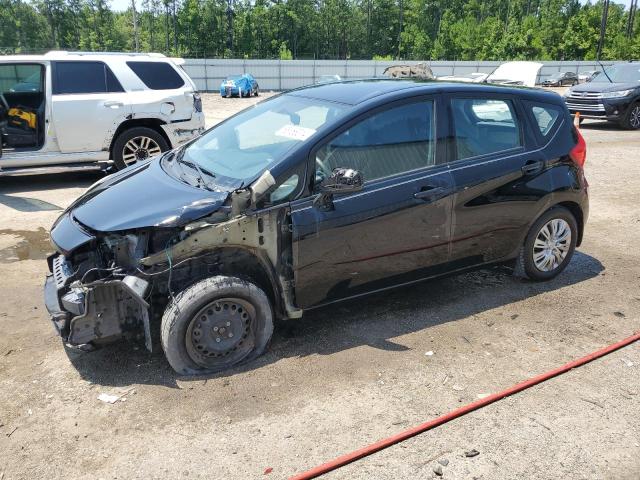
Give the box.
[44,254,152,352]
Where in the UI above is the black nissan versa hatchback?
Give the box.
[44,80,588,374]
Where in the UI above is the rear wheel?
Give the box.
[516,207,578,281]
[161,276,274,375]
[112,127,169,170]
[620,102,640,130]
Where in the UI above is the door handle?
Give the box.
[522,160,544,175]
[104,101,123,108]
[414,186,446,200]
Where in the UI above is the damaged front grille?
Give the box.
[52,255,74,289]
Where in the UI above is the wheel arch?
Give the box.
[555,201,584,246]
[515,198,586,258]
[109,118,172,159]
[164,246,286,320]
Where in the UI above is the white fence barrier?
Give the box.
[183,59,617,92]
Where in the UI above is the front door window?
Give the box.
[315,100,435,185]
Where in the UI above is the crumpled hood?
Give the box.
[569,81,640,93]
[68,158,230,232]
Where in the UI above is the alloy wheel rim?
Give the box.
[533,219,572,272]
[123,136,162,165]
[185,298,256,368]
[630,106,640,129]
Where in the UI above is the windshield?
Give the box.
[592,64,640,83]
[177,94,349,186]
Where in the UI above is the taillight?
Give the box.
[193,92,202,113]
[569,125,586,167]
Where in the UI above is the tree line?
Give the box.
[1,0,639,60]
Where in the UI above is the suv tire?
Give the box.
[112,126,169,170]
[161,276,274,375]
[516,207,578,281]
[620,102,640,130]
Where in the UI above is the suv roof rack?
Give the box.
[44,51,166,58]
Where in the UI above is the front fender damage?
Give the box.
[46,184,301,354]
[141,202,302,320]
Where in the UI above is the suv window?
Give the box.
[127,61,185,90]
[528,103,562,137]
[451,98,521,160]
[52,61,124,94]
[0,64,43,94]
[315,101,435,184]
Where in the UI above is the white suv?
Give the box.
[0,51,205,175]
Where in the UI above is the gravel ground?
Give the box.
[0,91,639,480]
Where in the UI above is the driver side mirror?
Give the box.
[313,168,363,211]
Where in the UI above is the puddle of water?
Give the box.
[0,227,53,263]
[0,194,62,212]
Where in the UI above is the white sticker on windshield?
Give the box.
[275,125,316,141]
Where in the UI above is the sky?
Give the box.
[108,0,635,13]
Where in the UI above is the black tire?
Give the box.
[112,126,169,170]
[161,276,274,375]
[255,86,260,97]
[515,207,578,281]
[619,102,640,130]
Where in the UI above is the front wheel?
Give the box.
[112,127,169,170]
[620,102,640,130]
[516,207,578,281]
[161,276,274,375]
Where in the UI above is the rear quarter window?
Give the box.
[127,61,185,90]
[525,101,564,139]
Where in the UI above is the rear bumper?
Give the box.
[161,113,206,148]
[221,86,240,96]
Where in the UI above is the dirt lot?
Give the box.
[0,92,639,480]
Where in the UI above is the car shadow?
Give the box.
[0,171,102,195]
[579,121,620,131]
[68,250,604,389]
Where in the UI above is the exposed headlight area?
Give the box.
[45,227,171,351]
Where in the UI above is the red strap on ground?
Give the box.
[289,330,640,480]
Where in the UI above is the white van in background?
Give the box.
[0,51,205,176]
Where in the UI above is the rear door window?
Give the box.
[451,98,521,160]
[127,61,185,90]
[315,100,435,184]
[52,61,124,94]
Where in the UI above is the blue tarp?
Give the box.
[220,74,255,96]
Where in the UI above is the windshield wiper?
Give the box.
[174,147,217,191]
[597,60,614,83]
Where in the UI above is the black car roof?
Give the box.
[286,79,560,106]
